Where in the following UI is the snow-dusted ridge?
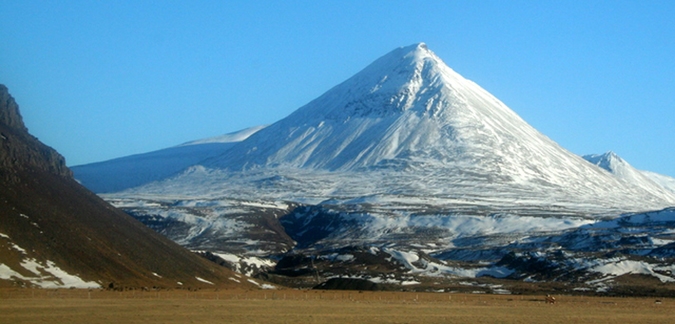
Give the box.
[179,125,268,146]
[72,125,266,193]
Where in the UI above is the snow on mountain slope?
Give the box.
[642,171,675,194]
[179,125,267,146]
[207,42,587,174]
[127,43,675,215]
[72,126,265,193]
[583,151,675,202]
[0,233,101,288]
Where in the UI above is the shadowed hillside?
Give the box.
[0,84,258,289]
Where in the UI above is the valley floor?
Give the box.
[1,288,673,323]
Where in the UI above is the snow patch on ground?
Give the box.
[335,275,421,286]
[459,281,512,294]
[0,239,100,288]
[0,258,100,288]
[9,243,27,254]
[246,278,276,289]
[195,276,214,285]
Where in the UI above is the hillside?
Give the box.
[0,84,261,289]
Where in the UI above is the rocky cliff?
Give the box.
[0,84,72,180]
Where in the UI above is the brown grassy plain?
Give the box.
[1,288,674,324]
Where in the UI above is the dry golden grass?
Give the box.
[1,288,674,324]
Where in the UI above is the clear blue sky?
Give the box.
[1,1,674,176]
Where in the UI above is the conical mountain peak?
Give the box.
[389,42,436,65]
[604,151,621,160]
[109,44,675,215]
[584,151,626,172]
[286,42,452,121]
[206,43,550,172]
[367,42,435,68]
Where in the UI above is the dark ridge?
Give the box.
[0,85,71,180]
[0,84,255,289]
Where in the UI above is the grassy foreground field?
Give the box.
[1,288,674,323]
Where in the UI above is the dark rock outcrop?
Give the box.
[0,85,72,180]
[314,278,381,291]
[0,85,28,132]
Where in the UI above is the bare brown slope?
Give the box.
[0,84,253,289]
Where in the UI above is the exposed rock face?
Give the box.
[0,85,28,133]
[0,84,72,180]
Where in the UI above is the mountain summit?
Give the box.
[206,42,553,172]
[0,85,71,179]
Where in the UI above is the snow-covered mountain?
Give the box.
[123,43,675,216]
[72,125,265,193]
[75,43,675,292]
[583,151,675,200]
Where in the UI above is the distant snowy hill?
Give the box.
[179,125,266,146]
[583,151,675,203]
[72,125,265,192]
